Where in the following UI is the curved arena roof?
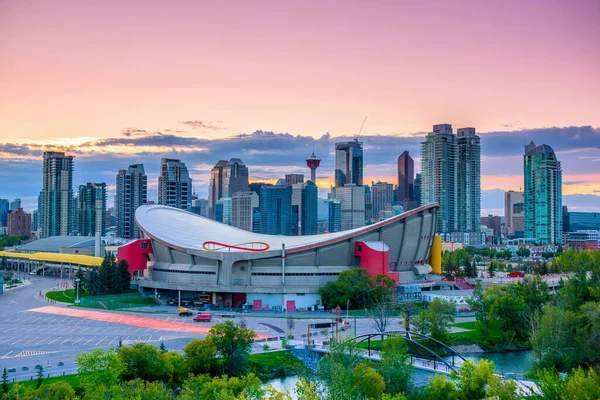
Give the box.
[135,203,439,253]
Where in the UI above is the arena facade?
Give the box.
[125,203,439,310]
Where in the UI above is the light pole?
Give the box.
[75,278,80,305]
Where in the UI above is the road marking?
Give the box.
[22,337,41,346]
[48,336,62,345]
[96,336,107,346]
[84,337,95,345]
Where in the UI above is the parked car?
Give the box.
[167,299,177,306]
[181,299,192,307]
[193,313,212,322]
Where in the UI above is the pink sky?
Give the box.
[1,0,599,141]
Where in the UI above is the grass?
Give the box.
[449,320,505,349]
[45,289,78,304]
[248,351,308,379]
[6,372,87,391]
[45,289,157,308]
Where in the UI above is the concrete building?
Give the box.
[371,181,394,218]
[504,190,524,237]
[335,184,366,231]
[41,151,74,238]
[77,183,107,236]
[116,164,147,239]
[7,208,31,237]
[128,203,439,310]
[524,142,563,244]
[457,128,481,233]
[285,174,304,186]
[481,214,502,237]
[158,158,192,210]
[335,140,363,187]
[232,192,259,232]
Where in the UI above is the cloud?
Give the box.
[121,128,150,137]
[179,120,223,131]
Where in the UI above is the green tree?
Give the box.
[425,374,456,400]
[75,266,86,284]
[184,337,218,375]
[464,261,477,278]
[109,378,172,400]
[487,261,497,278]
[85,267,102,296]
[36,365,44,388]
[352,363,386,399]
[486,284,528,347]
[317,339,365,399]
[377,335,413,395]
[209,320,256,376]
[531,305,579,371]
[179,373,264,400]
[110,264,124,294]
[76,347,124,395]
[1,368,8,393]
[516,275,549,323]
[99,252,116,292]
[117,259,131,291]
[415,298,456,342]
[516,247,531,258]
[118,342,170,383]
[451,359,495,399]
[0,257,7,271]
[319,268,371,309]
[467,281,489,331]
[36,381,78,400]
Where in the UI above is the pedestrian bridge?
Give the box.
[306,330,466,374]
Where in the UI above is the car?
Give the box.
[193,313,212,322]
[167,299,177,306]
[181,299,192,306]
[57,362,64,366]
[21,367,29,371]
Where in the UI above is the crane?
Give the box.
[355,116,368,141]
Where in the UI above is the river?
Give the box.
[265,350,534,395]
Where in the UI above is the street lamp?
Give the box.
[75,278,81,305]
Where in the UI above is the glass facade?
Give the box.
[523,142,562,244]
[260,185,293,235]
[334,140,363,187]
[568,212,600,231]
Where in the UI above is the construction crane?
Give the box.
[355,116,368,141]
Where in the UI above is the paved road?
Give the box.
[0,276,474,383]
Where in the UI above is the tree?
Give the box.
[425,374,456,400]
[75,266,86,285]
[110,263,124,294]
[467,280,489,330]
[36,365,44,388]
[488,261,497,278]
[0,257,7,271]
[117,259,131,291]
[184,337,218,375]
[464,261,478,278]
[451,359,496,400]
[415,298,456,342]
[110,379,172,400]
[398,298,416,331]
[1,368,8,393]
[516,275,549,323]
[319,268,371,309]
[99,252,116,292]
[516,247,531,258]
[36,381,78,400]
[209,320,256,376]
[117,342,171,383]
[179,373,264,400]
[531,305,579,371]
[377,334,413,395]
[486,284,527,348]
[317,339,366,399]
[85,267,102,296]
[286,317,295,337]
[367,290,396,333]
[75,347,124,395]
[352,363,386,399]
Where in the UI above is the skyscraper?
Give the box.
[232,192,259,232]
[285,174,304,186]
[158,158,192,210]
[524,142,563,244]
[260,185,293,235]
[397,151,414,204]
[215,198,232,225]
[10,198,21,211]
[335,185,366,231]
[292,180,318,235]
[457,128,481,233]
[77,183,107,236]
[190,198,209,217]
[414,173,422,208]
[0,199,8,227]
[306,152,321,184]
[335,140,363,187]
[208,159,248,219]
[41,151,74,238]
[371,181,394,218]
[421,124,458,233]
[504,190,524,237]
[116,164,147,239]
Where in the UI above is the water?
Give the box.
[265,350,534,394]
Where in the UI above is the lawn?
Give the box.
[45,289,78,304]
[6,372,87,391]
[44,289,157,308]
[449,320,505,349]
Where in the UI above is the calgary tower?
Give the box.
[306,151,321,185]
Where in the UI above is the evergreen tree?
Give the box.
[2,368,8,393]
[110,266,123,294]
[75,266,86,284]
[117,260,131,291]
[86,267,103,296]
[36,365,44,388]
[0,257,7,271]
[99,253,116,293]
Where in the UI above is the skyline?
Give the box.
[1,1,599,215]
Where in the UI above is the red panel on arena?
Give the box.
[118,239,153,273]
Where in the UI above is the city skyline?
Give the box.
[1,1,599,215]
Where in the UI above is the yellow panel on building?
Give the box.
[429,235,442,274]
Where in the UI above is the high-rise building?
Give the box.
[504,190,524,237]
[335,140,363,187]
[293,180,318,235]
[481,214,502,237]
[285,174,304,186]
[7,208,31,237]
[397,151,414,204]
[335,185,365,231]
[0,199,9,227]
[215,198,232,225]
[208,159,248,219]
[414,173,422,207]
[457,128,481,232]
[306,152,321,184]
[41,151,74,238]
[116,164,147,239]
[208,160,228,219]
[421,124,458,233]
[158,158,192,210]
[190,198,209,217]
[31,209,39,232]
[232,192,259,232]
[364,185,372,223]
[328,199,342,233]
[77,182,107,236]
[371,181,394,218]
[260,185,293,235]
[567,211,600,231]
[524,142,563,244]
[10,198,21,211]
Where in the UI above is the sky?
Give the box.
[1,0,599,216]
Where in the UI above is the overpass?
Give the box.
[0,251,102,279]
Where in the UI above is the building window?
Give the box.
[140,242,148,249]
